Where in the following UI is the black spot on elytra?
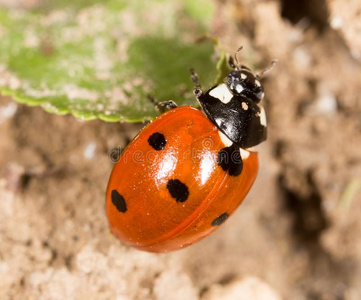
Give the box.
[111,190,127,213]
[217,144,243,176]
[167,179,189,203]
[148,132,166,150]
[211,212,229,226]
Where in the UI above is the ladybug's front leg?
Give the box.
[190,68,203,99]
[147,94,178,114]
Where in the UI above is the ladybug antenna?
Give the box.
[256,59,278,79]
[234,46,243,69]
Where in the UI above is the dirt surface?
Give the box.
[1,0,361,299]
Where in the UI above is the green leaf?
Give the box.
[0,0,218,122]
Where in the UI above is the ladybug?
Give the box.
[106,51,272,252]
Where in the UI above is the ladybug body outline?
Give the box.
[106,53,268,252]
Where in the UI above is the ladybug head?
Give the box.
[225,48,276,104]
[225,68,264,103]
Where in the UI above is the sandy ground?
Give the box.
[1,0,361,299]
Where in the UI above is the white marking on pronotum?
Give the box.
[255,80,261,87]
[218,131,233,147]
[241,102,248,110]
[239,148,250,159]
[259,106,267,126]
[236,84,244,94]
[209,83,233,104]
[241,73,247,79]
[259,92,265,100]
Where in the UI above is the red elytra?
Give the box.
[106,106,258,253]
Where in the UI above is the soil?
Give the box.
[1,0,361,299]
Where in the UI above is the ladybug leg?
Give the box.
[190,68,203,99]
[147,94,177,113]
[157,100,178,112]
